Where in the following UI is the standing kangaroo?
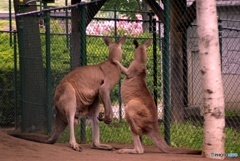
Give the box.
[113,39,201,154]
[8,36,127,152]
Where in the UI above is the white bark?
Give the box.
[196,0,225,159]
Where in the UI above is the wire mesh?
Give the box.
[0,0,239,155]
[178,0,240,153]
[13,1,162,143]
[0,31,18,128]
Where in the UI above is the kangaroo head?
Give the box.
[103,36,127,61]
[133,39,152,63]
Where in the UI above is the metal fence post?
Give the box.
[148,11,158,106]
[114,3,117,39]
[8,0,12,45]
[18,16,26,132]
[65,0,69,49]
[13,31,18,129]
[152,17,158,106]
[163,0,171,145]
[44,3,52,133]
[113,3,123,121]
[79,4,87,144]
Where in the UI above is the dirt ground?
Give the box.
[0,130,239,161]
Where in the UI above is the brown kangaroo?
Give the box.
[8,36,127,152]
[113,39,201,154]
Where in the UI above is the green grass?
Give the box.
[58,119,240,154]
[0,20,10,30]
[225,109,240,117]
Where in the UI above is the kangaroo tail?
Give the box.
[8,131,52,143]
[148,129,202,155]
[8,113,67,144]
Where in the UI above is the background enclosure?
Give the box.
[0,0,239,154]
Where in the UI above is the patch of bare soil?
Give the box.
[0,130,238,161]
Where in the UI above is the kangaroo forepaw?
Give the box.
[112,59,118,64]
[97,112,105,122]
[103,116,112,124]
[97,113,112,124]
[70,142,83,152]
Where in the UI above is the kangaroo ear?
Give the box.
[103,37,112,46]
[117,36,127,45]
[144,39,152,48]
[133,39,139,48]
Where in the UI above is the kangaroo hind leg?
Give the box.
[116,102,145,154]
[56,82,82,151]
[89,98,113,150]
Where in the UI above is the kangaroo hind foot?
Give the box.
[116,133,144,154]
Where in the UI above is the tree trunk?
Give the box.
[14,0,47,132]
[141,0,150,32]
[196,0,225,159]
[170,0,187,123]
[71,0,82,69]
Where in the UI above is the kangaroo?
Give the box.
[113,39,202,154]
[8,36,127,152]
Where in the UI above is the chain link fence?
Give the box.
[0,0,239,154]
[10,0,161,140]
[171,0,240,153]
[0,31,18,128]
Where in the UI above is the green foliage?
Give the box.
[103,0,140,19]
[225,109,240,117]
[87,37,109,65]
[0,32,16,125]
[225,127,240,153]
[169,121,203,150]
[0,32,15,71]
[0,21,9,30]
[0,70,16,126]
